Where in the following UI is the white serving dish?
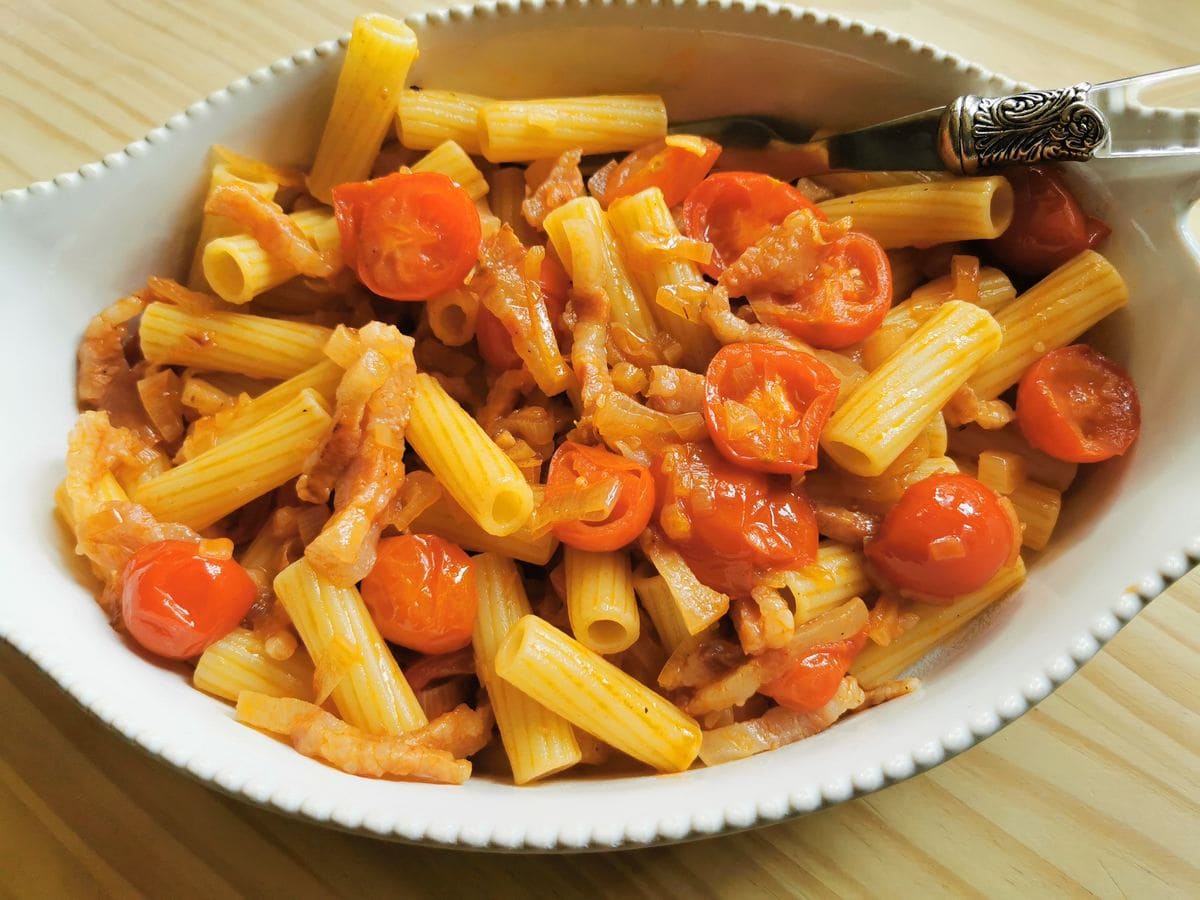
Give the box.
[2,0,1198,852]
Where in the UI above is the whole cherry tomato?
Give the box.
[545,442,655,551]
[703,343,839,474]
[988,165,1110,278]
[475,253,571,371]
[1016,344,1140,463]
[652,442,818,597]
[865,474,1018,602]
[361,534,477,655]
[763,629,868,712]
[681,172,824,279]
[591,137,722,208]
[119,540,257,660]
[332,172,481,301]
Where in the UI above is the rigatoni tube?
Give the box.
[495,615,702,773]
[408,492,557,564]
[411,140,489,200]
[274,558,426,734]
[406,373,534,536]
[472,554,581,783]
[131,389,332,530]
[139,302,332,380]
[478,95,667,163]
[632,571,690,654]
[783,542,871,623]
[306,15,419,203]
[816,177,1014,248]
[821,300,1002,476]
[187,163,277,290]
[193,629,315,702]
[397,88,491,154]
[563,546,639,655]
[967,250,1129,400]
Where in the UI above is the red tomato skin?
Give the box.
[988,165,1108,278]
[119,540,257,660]
[652,442,818,597]
[332,172,481,302]
[596,137,722,208]
[760,231,893,349]
[703,343,839,474]
[475,253,570,371]
[1016,344,1141,463]
[763,630,867,712]
[546,442,655,551]
[681,172,824,279]
[865,475,1018,601]
[361,535,477,655]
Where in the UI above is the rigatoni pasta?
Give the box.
[58,13,1140,786]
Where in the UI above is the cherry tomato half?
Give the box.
[1016,344,1140,463]
[361,534,477,655]
[752,231,893,349]
[119,540,257,660]
[332,172,481,301]
[763,629,867,713]
[546,442,655,551]
[865,474,1018,602]
[703,343,839,474]
[681,172,824,279]
[652,442,818,597]
[592,137,722,209]
[988,165,1110,278]
[475,253,571,371]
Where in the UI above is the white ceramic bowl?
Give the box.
[2,0,1198,852]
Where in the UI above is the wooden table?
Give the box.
[2,1,1198,895]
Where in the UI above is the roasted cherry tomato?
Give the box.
[546,442,655,551]
[763,630,868,713]
[753,231,893,349]
[475,253,571,371]
[331,171,481,301]
[1016,344,1140,463]
[592,137,722,208]
[865,474,1018,602]
[361,534,477,655]
[119,540,257,660]
[652,442,818,597]
[703,343,839,474]
[988,165,1110,278]
[681,172,824,279]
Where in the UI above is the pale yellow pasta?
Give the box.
[187,163,278,290]
[632,571,690,654]
[131,389,332,529]
[193,628,315,702]
[909,266,1016,315]
[202,208,342,304]
[967,250,1129,400]
[274,558,426,734]
[816,177,1014,248]
[494,615,702,773]
[411,140,489,200]
[543,196,660,338]
[472,554,581,783]
[563,546,639,655]
[53,472,127,532]
[851,558,1027,688]
[478,95,667,163]
[606,187,721,371]
[408,491,557,564]
[406,373,534,536]
[425,288,479,347]
[782,542,872,623]
[639,531,730,636]
[822,300,1003,476]
[139,302,332,380]
[397,88,491,154]
[955,456,1062,551]
[812,170,953,195]
[947,423,1077,491]
[179,359,343,460]
[306,14,419,203]
[976,449,1027,495]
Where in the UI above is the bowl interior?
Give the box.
[2,2,1198,848]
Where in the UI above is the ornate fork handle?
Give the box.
[939,84,1110,174]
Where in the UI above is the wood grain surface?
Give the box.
[2,1,1198,896]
